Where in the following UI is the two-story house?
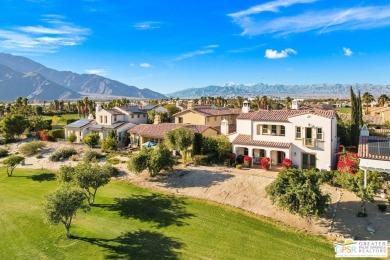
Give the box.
[64,103,148,143]
[230,102,338,170]
[173,101,241,133]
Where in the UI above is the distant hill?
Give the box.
[0,53,166,100]
[0,64,81,101]
[167,83,390,99]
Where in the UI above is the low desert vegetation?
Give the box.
[49,148,77,162]
[19,141,46,156]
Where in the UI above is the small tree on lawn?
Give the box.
[74,163,112,205]
[210,135,232,161]
[82,133,100,148]
[67,134,77,143]
[266,168,330,218]
[44,187,89,238]
[2,155,25,177]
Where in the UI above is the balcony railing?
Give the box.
[303,138,316,147]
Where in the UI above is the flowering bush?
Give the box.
[38,130,50,141]
[261,157,271,170]
[337,151,359,174]
[243,156,252,168]
[282,158,293,169]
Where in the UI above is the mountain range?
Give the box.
[168,83,390,99]
[0,53,166,101]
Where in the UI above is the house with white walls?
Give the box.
[229,101,338,170]
[64,103,148,143]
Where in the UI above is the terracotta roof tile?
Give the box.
[232,134,291,148]
[358,136,390,161]
[237,109,335,121]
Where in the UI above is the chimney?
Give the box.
[96,102,102,115]
[221,119,229,135]
[360,124,369,137]
[154,114,161,124]
[242,100,250,113]
[188,100,194,110]
[88,113,94,120]
[291,99,300,110]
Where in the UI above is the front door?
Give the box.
[277,151,285,164]
[302,153,316,169]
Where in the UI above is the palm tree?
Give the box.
[253,96,261,111]
[260,96,268,110]
[285,96,293,110]
[362,92,375,114]
[378,94,390,107]
[236,96,243,108]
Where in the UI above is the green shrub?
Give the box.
[83,133,100,148]
[19,141,46,156]
[36,153,43,159]
[192,155,208,165]
[49,147,77,162]
[224,160,230,167]
[236,164,242,169]
[102,164,120,177]
[101,137,117,152]
[67,134,77,143]
[49,129,65,139]
[43,119,52,130]
[0,148,8,158]
[378,204,387,212]
[83,150,102,163]
[204,152,218,164]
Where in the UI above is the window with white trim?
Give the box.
[271,125,277,135]
[262,125,269,134]
[317,128,323,140]
[280,125,285,136]
[296,127,302,139]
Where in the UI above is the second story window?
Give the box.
[317,128,323,140]
[104,116,107,124]
[114,116,117,122]
[99,116,102,123]
[296,127,302,139]
[178,117,183,123]
[131,115,134,119]
[137,115,140,118]
[262,125,269,134]
[271,125,277,135]
[280,125,285,136]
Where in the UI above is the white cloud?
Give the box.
[265,48,297,59]
[228,0,317,18]
[229,4,390,36]
[173,45,218,61]
[343,47,353,56]
[85,69,108,76]
[0,16,90,54]
[140,63,151,68]
[134,21,161,30]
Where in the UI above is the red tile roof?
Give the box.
[237,109,335,121]
[232,134,291,148]
[129,123,218,138]
[174,107,241,117]
[359,136,390,161]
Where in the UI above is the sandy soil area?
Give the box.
[3,139,390,241]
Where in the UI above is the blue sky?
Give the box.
[1,0,390,94]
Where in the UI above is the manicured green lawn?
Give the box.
[0,168,335,259]
[42,113,80,125]
[336,107,351,114]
